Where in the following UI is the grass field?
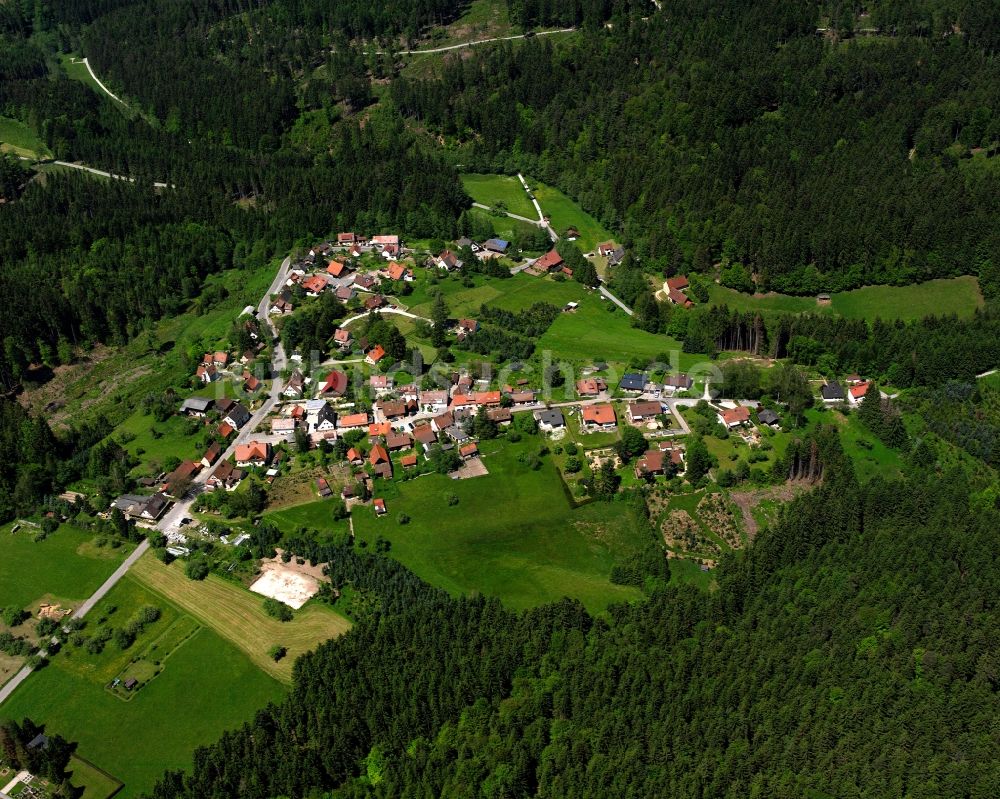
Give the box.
[0,116,51,159]
[461,173,537,218]
[709,276,983,321]
[67,754,123,799]
[114,409,207,475]
[0,524,129,609]
[352,439,645,612]
[466,207,545,249]
[130,553,351,682]
[264,500,353,538]
[530,180,614,252]
[0,623,284,799]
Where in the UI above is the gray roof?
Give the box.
[225,403,252,428]
[620,372,646,391]
[821,382,845,400]
[758,409,780,424]
[180,396,214,413]
[536,409,565,428]
[112,494,146,511]
[445,425,470,442]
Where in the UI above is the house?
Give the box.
[821,381,846,403]
[242,371,261,393]
[662,374,694,393]
[196,364,218,384]
[596,241,618,257]
[456,318,479,336]
[667,288,693,307]
[436,250,463,271]
[413,424,438,449]
[315,403,337,432]
[346,447,364,465]
[456,236,473,249]
[290,404,305,421]
[564,227,580,241]
[140,493,171,521]
[844,373,864,385]
[487,407,513,424]
[459,442,479,460]
[354,273,377,291]
[327,259,350,278]
[283,370,305,399]
[634,449,666,479]
[369,444,392,479]
[334,328,353,350]
[535,249,564,272]
[224,403,251,430]
[431,410,455,432]
[451,393,475,409]
[374,498,387,515]
[535,409,566,431]
[207,461,242,491]
[211,351,229,367]
[316,478,333,498]
[576,378,605,397]
[386,432,412,451]
[271,296,294,315]
[386,261,412,282]
[757,408,780,427]
[320,370,348,396]
[302,275,328,296]
[848,382,871,405]
[364,294,386,311]
[718,406,752,428]
[483,238,509,254]
[419,390,449,414]
[338,412,369,431]
[335,286,355,302]
[370,374,393,394]
[620,373,647,393]
[509,390,535,406]
[337,232,357,245]
[445,425,470,443]
[628,400,662,422]
[608,247,625,267]
[474,391,502,407]
[180,396,213,416]
[217,420,235,439]
[367,421,391,438]
[271,417,297,435]
[666,276,689,291]
[371,234,399,250]
[350,244,362,258]
[365,345,386,366]
[235,441,272,467]
[378,400,407,420]
[401,453,418,469]
[201,442,222,468]
[582,404,617,429]
[165,461,200,496]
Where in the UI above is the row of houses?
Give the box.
[820,375,871,405]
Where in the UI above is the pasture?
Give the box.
[0,624,283,799]
[129,553,351,682]
[530,180,614,252]
[0,116,50,159]
[708,276,983,321]
[0,524,128,610]
[461,173,537,218]
[351,439,646,612]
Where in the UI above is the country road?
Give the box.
[51,160,173,189]
[598,286,633,315]
[471,202,542,226]
[370,27,575,56]
[0,539,151,705]
[339,307,433,328]
[76,57,129,107]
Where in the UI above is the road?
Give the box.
[471,202,542,226]
[157,257,292,535]
[339,307,433,328]
[598,285,633,315]
[77,57,129,107]
[51,160,172,189]
[369,28,576,56]
[0,538,151,705]
[517,173,558,242]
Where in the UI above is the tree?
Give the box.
[185,558,210,581]
[430,293,449,347]
[685,436,713,481]
[268,644,287,661]
[615,425,648,462]
[472,406,499,440]
[263,598,293,622]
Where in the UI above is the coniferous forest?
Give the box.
[0,1,999,796]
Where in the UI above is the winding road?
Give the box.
[75,57,129,108]
[370,28,575,56]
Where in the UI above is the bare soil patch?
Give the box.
[729,482,808,538]
[268,464,351,508]
[450,459,489,479]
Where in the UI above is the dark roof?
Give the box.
[316,403,337,426]
[226,403,251,428]
[821,381,845,400]
[536,409,565,427]
[620,372,646,391]
[758,409,780,425]
[27,734,49,750]
[180,396,213,413]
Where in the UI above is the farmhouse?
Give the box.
[371,234,399,250]
[207,461,244,491]
[596,241,618,257]
[666,276,689,291]
[385,432,412,451]
[271,417,297,435]
[165,461,200,496]
[419,390,449,413]
[483,238,509,254]
[456,318,479,337]
[535,249,564,272]
[628,400,662,422]
[436,250,463,271]
[315,403,337,432]
[180,396,213,416]
[758,408,780,427]
[666,288,693,307]
[377,400,407,419]
[196,364,219,383]
[718,406,752,428]
[474,391,502,407]
[201,442,222,468]
[431,410,455,432]
[607,247,625,267]
[338,412,369,431]
[337,232,356,245]
[235,441,272,467]
[487,407,513,424]
[509,390,535,406]
[582,404,617,429]
[413,424,438,449]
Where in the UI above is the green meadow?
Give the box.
[530,180,614,252]
[351,439,645,613]
[460,173,537,218]
[0,116,51,159]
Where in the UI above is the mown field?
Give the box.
[67,755,122,799]
[351,438,646,613]
[129,553,351,682]
[0,523,129,609]
[0,617,284,799]
[0,116,51,159]
[530,180,614,252]
[460,173,536,218]
[708,275,983,321]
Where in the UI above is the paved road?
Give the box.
[0,538,151,705]
[471,201,542,226]
[51,159,172,189]
[77,57,129,107]
[598,285,633,315]
[517,173,558,242]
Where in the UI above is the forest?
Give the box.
[139,439,1000,799]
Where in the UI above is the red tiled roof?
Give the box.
[850,382,871,399]
[366,345,386,363]
[582,404,616,425]
[666,276,689,291]
[535,249,563,271]
[338,412,369,428]
[721,406,751,425]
